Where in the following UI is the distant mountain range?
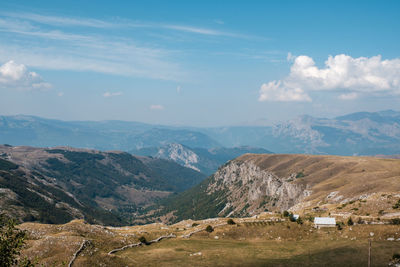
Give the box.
[0,115,220,150]
[1,110,400,155]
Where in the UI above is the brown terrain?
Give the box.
[17,215,400,266]
[158,153,400,223]
[239,153,400,216]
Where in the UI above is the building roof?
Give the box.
[314,217,336,225]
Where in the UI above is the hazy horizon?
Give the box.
[1,109,399,128]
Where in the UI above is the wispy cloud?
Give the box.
[149,104,164,110]
[1,12,243,37]
[0,12,250,81]
[0,15,183,80]
[2,12,116,28]
[338,92,358,100]
[103,91,123,97]
[162,24,241,37]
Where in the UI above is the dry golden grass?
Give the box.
[17,217,400,266]
[238,154,400,216]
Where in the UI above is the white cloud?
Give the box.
[150,104,164,110]
[176,85,181,93]
[57,92,64,97]
[338,92,358,100]
[103,91,122,97]
[259,54,400,102]
[259,81,311,102]
[0,60,51,90]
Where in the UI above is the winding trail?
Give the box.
[68,240,90,267]
[180,223,227,238]
[108,233,176,255]
[107,222,228,255]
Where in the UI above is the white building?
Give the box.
[314,217,336,228]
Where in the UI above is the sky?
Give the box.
[0,0,399,126]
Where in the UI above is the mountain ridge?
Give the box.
[153,153,400,223]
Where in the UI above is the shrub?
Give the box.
[392,199,400,209]
[289,214,296,222]
[283,211,290,217]
[306,215,314,222]
[205,225,214,233]
[0,214,29,267]
[393,253,400,259]
[227,219,235,225]
[138,236,147,244]
[192,223,199,227]
[296,217,303,225]
[347,217,354,226]
[336,223,343,230]
[391,218,400,225]
[296,171,305,178]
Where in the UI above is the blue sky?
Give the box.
[0,0,399,126]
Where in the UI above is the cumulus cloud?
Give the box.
[259,81,311,102]
[259,54,400,102]
[0,60,51,90]
[150,104,164,110]
[103,91,122,97]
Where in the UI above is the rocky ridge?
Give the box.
[209,160,309,217]
[157,153,400,223]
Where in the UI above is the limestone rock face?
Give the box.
[207,159,308,217]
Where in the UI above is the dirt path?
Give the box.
[108,234,176,255]
[68,240,90,267]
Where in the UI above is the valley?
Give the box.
[0,145,205,225]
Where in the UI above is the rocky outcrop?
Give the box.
[156,143,200,172]
[207,159,309,217]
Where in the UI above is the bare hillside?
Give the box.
[158,153,400,222]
